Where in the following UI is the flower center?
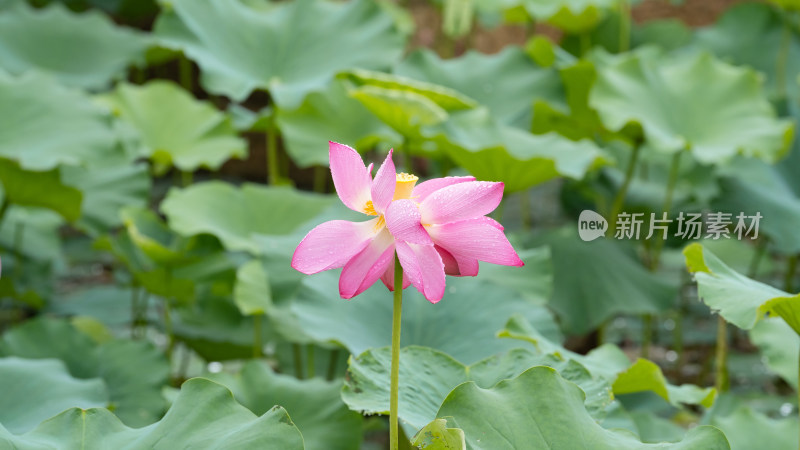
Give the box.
[394,172,418,200]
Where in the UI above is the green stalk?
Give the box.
[390,254,404,450]
[130,285,140,339]
[163,301,174,361]
[642,151,682,358]
[253,314,263,358]
[293,344,304,379]
[12,223,24,281]
[181,170,193,187]
[179,55,192,92]
[641,314,652,359]
[0,197,10,224]
[618,0,631,53]
[777,14,791,101]
[715,315,729,391]
[313,166,327,193]
[785,254,798,292]
[608,144,641,235]
[326,349,340,381]
[266,121,280,185]
[520,190,532,230]
[306,346,315,379]
[649,151,682,270]
[579,32,591,56]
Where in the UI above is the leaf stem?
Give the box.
[293,343,304,379]
[650,150,682,271]
[326,349,340,381]
[715,315,729,391]
[266,120,280,185]
[253,314,262,358]
[777,13,791,101]
[306,346,315,378]
[618,0,631,53]
[390,253,404,450]
[785,254,798,292]
[608,144,641,235]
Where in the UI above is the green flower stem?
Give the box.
[390,253,404,450]
[777,13,791,101]
[618,0,631,53]
[266,120,280,185]
[642,150,683,358]
[313,166,327,193]
[650,150,682,271]
[785,254,797,292]
[326,349,340,381]
[579,32,591,56]
[293,343,304,379]
[608,144,641,235]
[715,315,729,391]
[179,54,192,92]
[306,346,315,378]
[163,300,174,361]
[130,284,140,339]
[253,314,262,358]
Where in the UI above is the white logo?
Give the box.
[578,210,608,241]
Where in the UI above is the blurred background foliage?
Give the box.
[0,0,799,448]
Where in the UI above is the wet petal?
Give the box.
[370,149,396,214]
[411,176,475,202]
[435,244,479,276]
[396,241,445,303]
[419,181,504,225]
[428,217,523,267]
[291,219,379,274]
[329,141,372,213]
[385,199,433,245]
[339,229,395,299]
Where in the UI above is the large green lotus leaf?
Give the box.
[499,314,716,408]
[431,110,607,192]
[436,367,730,450]
[101,81,247,175]
[590,51,793,164]
[0,207,62,262]
[394,47,563,128]
[153,0,405,108]
[528,227,678,334]
[520,0,619,34]
[350,85,450,143]
[275,79,400,168]
[342,346,613,432]
[0,378,305,449]
[0,318,169,428]
[710,406,797,450]
[161,182,335,254]
[0,3,149,90]
[0,158,81,222]
[280,266,561,365]
[339,69,479,111]
[0,72,118,171]
[710,158,800,255]
[684,243,800,334]
[207,360,362,450]
[121,206,192,266]
[695,3,800,101]
[750,318,799,389]
[411,418,466,450]
[0,357,109,434]
[62,160,151,236]
[233,259,273,316]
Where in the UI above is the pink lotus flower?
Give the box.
[291,142,524,303]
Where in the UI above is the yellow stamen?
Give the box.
[363,200,378,216]
[374,215,386,231]
[394,172,418,200]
